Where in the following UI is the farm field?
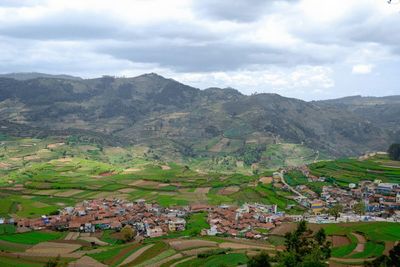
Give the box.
[0,223,395,267]
[0,137,399,266]
[271,222,400,265]
[0,136,305,219]
[309,155,400,186]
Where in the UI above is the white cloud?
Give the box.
[352,64,374,74]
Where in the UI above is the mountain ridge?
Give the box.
[0,73,398,161]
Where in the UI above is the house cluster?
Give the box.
[362,181,400,213]
[205,203,287,239]
[16,199,187,238]
[320,180,400,215]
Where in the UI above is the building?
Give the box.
[146,226,163,238]
[310,200,325,215]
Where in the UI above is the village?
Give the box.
[278,167,400,223]
[0,168,398,241]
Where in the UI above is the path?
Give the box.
[170,256,196,267]
[68,256,107,267]
[279,171,307,198]
[350,233,366,254]
[148,253,183,267]
[117,243,154,266]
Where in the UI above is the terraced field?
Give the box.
[309,155,400,185]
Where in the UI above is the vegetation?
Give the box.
[331,233,357,258]
[309,155,400,185]
[388,143,400,161]
[176,253,248,267]
[249,221,331,267]
[328,204,343,221]
[121,225,135,242]
[365,243,400,267]
[248,252,271,267]
[0,231,63,245]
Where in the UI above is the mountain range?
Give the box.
[0,72,398,161]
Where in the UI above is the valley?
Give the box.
[0,134,399,266]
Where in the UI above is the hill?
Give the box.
[0,73,398,164]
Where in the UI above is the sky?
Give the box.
[0,0,400,100]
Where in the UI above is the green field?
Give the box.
[176,253,249,267]
[309,155,400,185]
[0,136,306,216]
[0,231,63,245]
[322,222,400,242]
[331,233,358,258]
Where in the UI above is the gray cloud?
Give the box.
[0,0,399,100]
[193,0,295,22]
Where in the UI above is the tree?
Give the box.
[252,221,332,267]
[328,204,343,221]
[121,225,135,242]
[248,251,272,267]
[365,243,400,267]
[388,144,400,161]
[353,202,365,218]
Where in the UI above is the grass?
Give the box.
[175,253,249,267]
[267,235,286,246]
[0,256,45,267]
[90,245,128,264]
[126,241,169,266]
[322,222,400,242]
[0,231,63,245]
[181,212,209,236]
[350,241,385,259]
[100,230,123,245]
[134,249,176,267]
[331,233,358,258]
[0,224,16,235]
[309,155,400,184]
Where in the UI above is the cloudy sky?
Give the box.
[0,0,399,100]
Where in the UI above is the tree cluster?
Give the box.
[365,242,400,267]
[388,143,400,161]
[248,221,331,267]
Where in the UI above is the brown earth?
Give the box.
[219,186,240,195]
[68,256,107,267]
[331,235,351,247]
[117,243,153,266]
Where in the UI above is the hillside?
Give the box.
[0,73,397,163]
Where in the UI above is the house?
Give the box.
[207,225,219,236]
[110,221,122,230]
[310,200,325,215]
[168,218,186,232]
[69,221,82,231]
[377,183,398,195]
[190,204,211,212]
[146,226,163,238]
[84,223,95,233]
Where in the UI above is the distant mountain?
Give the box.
[0,72,82,81]
[315,95,400,135]
[0,73,398,160]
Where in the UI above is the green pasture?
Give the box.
[322,222,400,242]
[0,231,63,245]
[176,253,249,267]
